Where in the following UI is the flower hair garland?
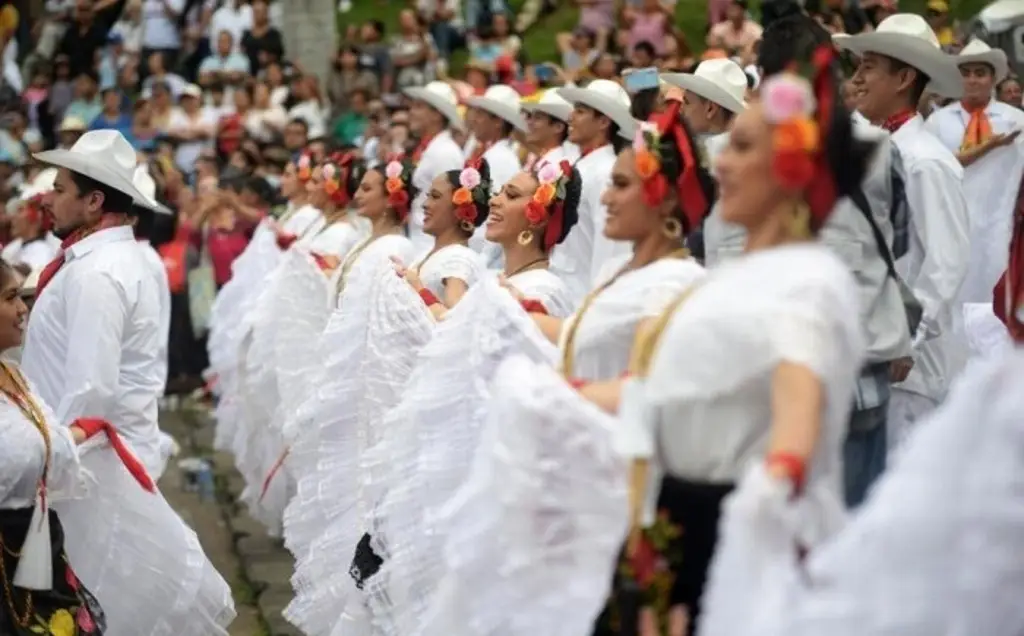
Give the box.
[761,72,819,191]
[526,159,573,250]
[384,158,413,221]
[453,159,490,229]
[633,122,670,207]
[322,153,355,207]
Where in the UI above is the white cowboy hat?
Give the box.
[21,268,41,295]
[957,39,1010,82]
[660,58,748,113]
[58,116,86,133]
[133,165,172,216]
[557,79,636,139]
[521,88,573,122]
[466,84,528,132]
[33,130,153,206]
[404,81,465,131]
[833,14,963,98]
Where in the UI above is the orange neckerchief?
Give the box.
[36,214,131,298]
[960,101,993,152]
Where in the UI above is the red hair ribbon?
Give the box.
[803,45,840,233]
[541,159,574,251]
[993,178,1024,342]
[73,418,156,493]
[648,101,709,234]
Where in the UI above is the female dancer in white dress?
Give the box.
[362,162,583,636]
[697,133,1024,636]
[421,99,717,636]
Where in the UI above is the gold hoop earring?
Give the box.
[517,230,534,246]
[662,217,683,240]
[460,220,475,233]
[788,202,812,239]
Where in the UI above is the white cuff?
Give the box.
[613,377,655,460]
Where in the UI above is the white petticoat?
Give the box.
[421,355,629,636]
[55,440,235,636]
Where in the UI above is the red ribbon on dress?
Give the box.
[519,298,549,315]
[73,418,157,493]
[36,214,130,298]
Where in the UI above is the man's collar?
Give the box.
[65,225,135,262]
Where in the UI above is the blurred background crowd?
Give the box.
[0,0,1012,396]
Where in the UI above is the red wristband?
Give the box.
[520,298,549,315]
[765,452,806,495]
[73,418,156,493]
[419,288,441,307]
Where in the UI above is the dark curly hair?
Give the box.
[445,158,492,229]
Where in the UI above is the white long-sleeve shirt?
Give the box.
[22,226,166,477]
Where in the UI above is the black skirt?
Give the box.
[594,476,734,636]
[0,508,106,636]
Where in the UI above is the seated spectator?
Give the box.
[168,83,217,172]
[329,45,380,118]
[391,9,432,89]
[199,30,251,88]
[263,61,290,107]
[630,40,658,69]
[98,32,125,89]
[624,0,671,55]
[926,0,955,47]
[282,117,309,155]
[332,87,370,146]
[563,0,614,51]
[465,0,509,32]
[661,29,696,71]
[148,80,176,133]
[110,0,144,60]
[358,20,393,94]
[89,84,133,142]
[469,24,504,66]
[57,0,122,78]
[142,51,187,99]
[206,82,234,118]
[492,13,522,56]
[245,81,288,143]
[707,0,762,55]
[241,0,284,74]
[209,0,252,53]
[556,27,600,78]
[64,70,102,125]
[132,97,160,151]
[286,74,327,139]
[417,0,464,59]
[807,0,871,34]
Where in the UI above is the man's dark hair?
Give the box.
[633,40,657,59]
[70,172,133,214]
[287,118,309,134]
[758,13,832,77]
[369,20,385,38]
[887,57,930,106]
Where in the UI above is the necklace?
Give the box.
[0,362,50,627]
[504,256,549,278]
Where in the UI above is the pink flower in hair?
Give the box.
[385,160,403,179]
[633,121,657,151]
[537,161,561,185]
[761,75,815,124]
[459,167,481,189]
[323,164,336,179]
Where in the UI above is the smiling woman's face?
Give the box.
[0,265,27,352]
[486,171,540,245]
[355,169,387,220]
[423,173,458,236]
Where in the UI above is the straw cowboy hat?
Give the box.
[833,13,963,98]
[956,39,1010,83]
[57,116,86,134]
[558,79,637,139]
[404,81,465,131]
[33,130,155,206]
[521,88,573,122]
[660,58,748,113]
[133,165,172,216]
[466,84,529,133]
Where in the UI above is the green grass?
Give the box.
[336,0,991,74]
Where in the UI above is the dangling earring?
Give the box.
[460,220,475,233]
[518,230,534,246]
[662,217,683,240]
[788,202,812,239]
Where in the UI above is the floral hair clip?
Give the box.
[297,153,314,183]
[525,159,574,250]
[322,154,355,207]
[633,121,670,207]
[384,158,413,221]
[761,73,819,191]
[453,160,490,232]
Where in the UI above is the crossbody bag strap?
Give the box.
[848,188,899,281]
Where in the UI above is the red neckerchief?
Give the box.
[466,140,493,167]
[36,214,130,298]
[578,143,604,160]
[411,132,438,163]
[525,145,560,172]
[881,109,916,133]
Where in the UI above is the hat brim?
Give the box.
[403,86,466,131]
[958,51,1010,83]
[659,73,747,113]
[466,96,528,132]
[521,101,572,122]
[556,86,637,139]
[834,32,964,98]
[33,149,156,211]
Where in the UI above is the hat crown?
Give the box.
[538,88,571,107]
[586,79,631,108]
[959,38,994,55]
[695,58,748,93]
[875,14,941,48]
[133,166,157,201]
[31,168,57,193]
[483,84,521,104]
[69,131,137,175]
[423,81,458,107]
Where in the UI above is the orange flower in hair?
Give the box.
[453,187,473,206]
[535,182,557,206]
[635,149,660,180]
[386,177,404,194]
[633,122,669,207]
[774,119,819,155]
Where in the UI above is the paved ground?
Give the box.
[160,405,301,636]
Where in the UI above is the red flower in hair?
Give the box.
[455,204,478,225]
[773,151,816,191]
[641,174,670,208]
[525,200,548,225]
[389,190,410,208]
